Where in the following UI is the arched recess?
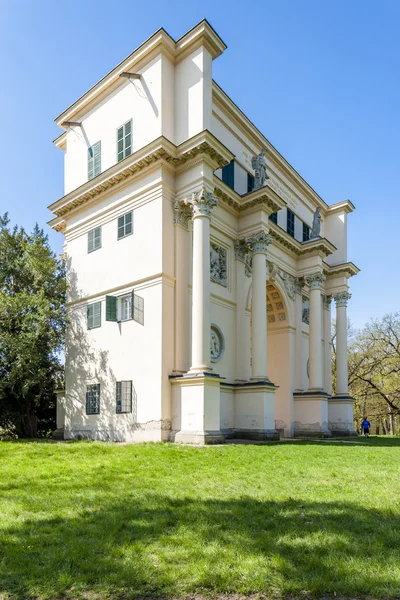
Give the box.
[247,277,295,437]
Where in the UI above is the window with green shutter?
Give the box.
[87,301,101,329]
[86,384,100,414]
[88,141,101,180]
[106,296,118,321]
[116,381,132,413]
[222,160,235,190]
[117,211,133,240]
[88,226,102,253]
[117,120,132,162]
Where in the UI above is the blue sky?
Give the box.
[1,0,399,329]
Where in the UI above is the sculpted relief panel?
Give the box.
[210,243,228,287]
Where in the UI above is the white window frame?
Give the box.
[117,211,133,240]
[117,120,132,162]
[88,226,102,253]
[119,295,132,322]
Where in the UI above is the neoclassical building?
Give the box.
[50,20,359,443]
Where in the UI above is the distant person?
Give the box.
[361,417,371,437]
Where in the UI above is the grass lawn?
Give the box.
[0,437,400,599]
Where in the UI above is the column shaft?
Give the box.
[248,231,271,381]
[335,292,351,395]
[306,273,326,391]
[173,202,192,373]
[323,296,332,395]
[295,282,304,391]
[191,215,211,372]
[234,241,249,381]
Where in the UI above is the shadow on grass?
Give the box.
[1,494,400,599]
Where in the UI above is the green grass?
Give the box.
[1,437,400,599]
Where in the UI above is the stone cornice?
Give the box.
[298,237,337,259]
[326,199,355,215]
[268,223,300,257]
[323,261,360,279]
[48,132,233,222]
[213,178,286,216]
[55,20,226,128]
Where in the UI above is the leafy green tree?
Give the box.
[0,214,66,437]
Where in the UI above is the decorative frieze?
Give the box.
[173,201,193,228]
[246,231,272,255]
[305,272,326,290]
[184,187,218,218]
[334,292,352,307]
[210,243,227,287]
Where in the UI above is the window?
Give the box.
[116,381,132,413]
[269,212,278,225]
[117,120,132,162]
[120,295,132,322]
[86,384,100,414]
[221,160,234,190]
[247,173,255,193]
[87,302,101,330]
[303,222,310,242]
[88,141,101,180]
[117,211,133,240]
[88,226,101,253]
[287,209,295,238]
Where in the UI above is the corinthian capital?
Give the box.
[334,291,352,307]
[305,272,326,290]
[246,231,272,255]
[234,238,250,262]
[323,295,332,310]
[173,201,193,228]
[183,187,218,218]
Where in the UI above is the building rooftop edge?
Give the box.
[54,19,226,127]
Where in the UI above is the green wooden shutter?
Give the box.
[106,296,118,321]
[88,142,101,180]
[124,120,132,157]
[117,127,124,161]
[131,290,135,320]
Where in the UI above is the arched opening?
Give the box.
[249,279,294,437]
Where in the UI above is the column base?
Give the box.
[170,373,224,446]
[293,392,331,437]
[328,395,357,436]
[234,381,279,439]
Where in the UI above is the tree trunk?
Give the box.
[20,410,38,438]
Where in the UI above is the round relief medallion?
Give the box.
[210,324,225,362]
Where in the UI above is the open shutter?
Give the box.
[93,141,101,177]
[117,126,124,161]
[131,290,135,320]
[106,296,117,321]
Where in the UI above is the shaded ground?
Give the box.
[0,438,399,599]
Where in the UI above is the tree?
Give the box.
[340,313,400,435]
[0,214,66,437]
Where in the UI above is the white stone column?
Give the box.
[294,278,305,391]
[173,201,192,373]
[248,231,271,381]
[184,189,218,373]
[334,291,351,395]
[234,239,250,382]
[323,295,333,395]
[305,273,326,391]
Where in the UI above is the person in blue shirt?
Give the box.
[361,417,371,437]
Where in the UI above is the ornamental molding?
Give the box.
[184,188,218,218]
[173,201,192,228]
[323,295,332,310]
[278,271,300,301]
[246,231,272,255]
[213,179,286,215]
[305,272,326,290]
[210,243,228,287]
[49,132,232,222]
[334,291,352,307]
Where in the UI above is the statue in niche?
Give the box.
[251,148,269,190]
[210,329,221,360]
[310,207,321,238]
